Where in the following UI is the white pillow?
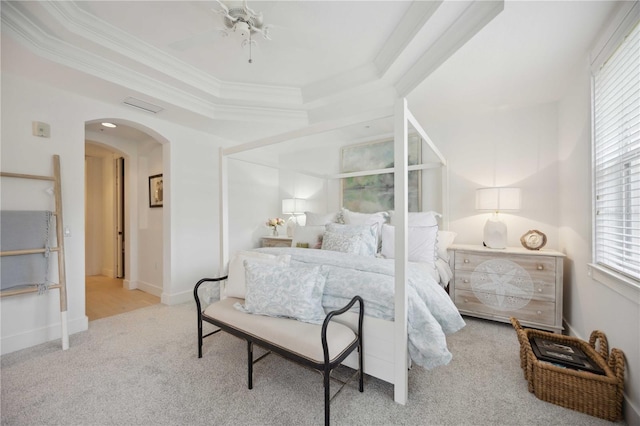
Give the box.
[321,231,362,254]
[304,211,337,226]
[225,251,291,299]
[342,208,388,248]
[292,225,325,249]
[389,211,441,227]
[325,223,378,257]
[239,262,327,324]
[437,230,457,261]
[380,224,438,263]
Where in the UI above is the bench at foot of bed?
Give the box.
[194,277,364,426]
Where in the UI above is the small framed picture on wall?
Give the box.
[149,174,163,208]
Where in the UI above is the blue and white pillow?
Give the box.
[321,231,362,254]
[325,222,378,257]
[236,261,327,324]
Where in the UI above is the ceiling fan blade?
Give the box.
[168,28,228,51]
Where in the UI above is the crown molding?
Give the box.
[41,1,303,107]
[395,0,504,97]
[1,2,307,125]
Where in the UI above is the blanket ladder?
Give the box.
[0,155,69,350]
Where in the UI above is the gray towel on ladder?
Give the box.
[1,211,53,291]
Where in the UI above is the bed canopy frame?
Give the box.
[218,99,447,404]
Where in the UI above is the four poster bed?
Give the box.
[215,99,465,404]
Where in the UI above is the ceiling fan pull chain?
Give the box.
[248,31,253,64]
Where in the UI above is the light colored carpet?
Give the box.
[1,302,624,425]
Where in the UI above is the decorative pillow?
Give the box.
[342,208,388,249]
[238,262,327,324]
[389,211,441,227]
[225,251,291,299]
[304,211,337,226]
[321,231,362,254]
[380,224,439,263]
[437,230,457,261]
[292,225,325,249]
[325,222,377,257]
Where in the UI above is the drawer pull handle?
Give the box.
[537,310,542,315]
[537,265,544,270]
[463,279,469,284]
[464,299,469,303]
[537,288,542,292]
[464,259,470,263]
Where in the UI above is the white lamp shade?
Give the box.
[476,187,521,211]
[282,198,306,215]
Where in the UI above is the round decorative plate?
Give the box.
[520,229,547,250]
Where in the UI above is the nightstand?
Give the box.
[260,236,293,248]
[450,244,565,333]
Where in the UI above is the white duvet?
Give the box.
[256,247,465,370]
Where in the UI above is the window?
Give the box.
[593,20,640,281]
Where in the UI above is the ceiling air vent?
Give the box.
[122,97,164,114]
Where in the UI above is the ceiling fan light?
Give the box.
[234,21,250,37]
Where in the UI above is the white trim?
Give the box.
[137,280,163,298]
[395,0,503,96]
[42,1,303,106]
[588,264,640,305]
[374,1,443,77]
[589,1,640,73]
[0,314,88,355]
[1,2,307,125]
[393,98,409,405]
[223,107,394,156]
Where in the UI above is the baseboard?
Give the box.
[161,288,193,305]
[136,280,162,298]
[101,268,115,278]
[1,314,88,355]
[123,279,136,290]
[625,400,640,426]
[565,319,639,424]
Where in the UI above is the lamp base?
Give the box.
[286,216,298,238]
[483,215,507,249]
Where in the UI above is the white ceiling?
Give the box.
[0,1,620,146]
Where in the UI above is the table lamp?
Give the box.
[282,198,306,237]
[476,187,521,249]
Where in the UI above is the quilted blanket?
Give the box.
[256,247,465,370]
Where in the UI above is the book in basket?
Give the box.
[529,337,605,375]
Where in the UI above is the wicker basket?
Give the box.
[510,317,625,421]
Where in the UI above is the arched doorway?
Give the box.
[84,120,166,320]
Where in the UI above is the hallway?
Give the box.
[85,275,160,321]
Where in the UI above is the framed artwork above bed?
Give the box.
[341,136,421,213]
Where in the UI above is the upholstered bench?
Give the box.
[194,276,364,426]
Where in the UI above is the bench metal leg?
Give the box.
[198,316,203,359]
[324,367,330,426]
[247,340,253,390]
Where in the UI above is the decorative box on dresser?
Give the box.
[449,244,565,333]
[260,236,293,248]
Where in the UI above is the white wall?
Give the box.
[1,72,227,353]
[137,139,164,296]
[558,59,639,424]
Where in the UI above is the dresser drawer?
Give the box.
[454,270,556,302]
[455,251,556,278]
[455,289,556,327]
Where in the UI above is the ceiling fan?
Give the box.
[168,1,271,62]
[214,0,272,40]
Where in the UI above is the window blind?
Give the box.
[593,20,640,281]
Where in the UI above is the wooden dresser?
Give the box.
[450,244,565,333]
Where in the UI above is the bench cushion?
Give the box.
[204,298,357,363]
